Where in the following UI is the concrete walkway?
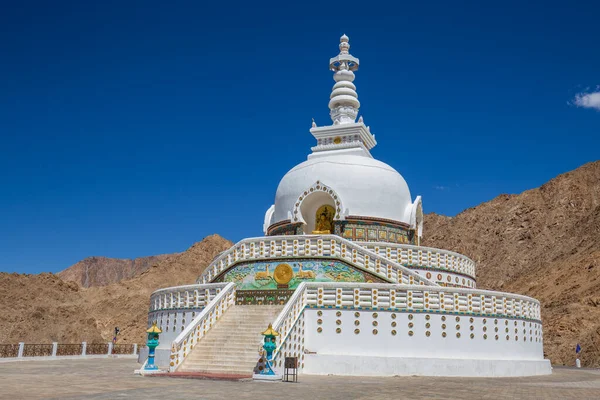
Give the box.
[1,358,599,399]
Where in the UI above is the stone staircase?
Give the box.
[178,305,283,376]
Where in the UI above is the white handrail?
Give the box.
[149,282,229,312]
[168,282,236,372]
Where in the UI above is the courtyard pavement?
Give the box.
[1,358,600,399]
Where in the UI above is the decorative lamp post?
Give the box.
[144,321,162,371]
[253,323,282,380]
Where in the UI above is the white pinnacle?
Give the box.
[328,35,360,125]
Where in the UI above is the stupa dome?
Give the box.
[271,150,414,226]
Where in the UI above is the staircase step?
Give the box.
[179,304,285,374]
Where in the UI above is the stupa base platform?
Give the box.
[303,354,552,377]
[145,371,252,380]
[253,374,283,381]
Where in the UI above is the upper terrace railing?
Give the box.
[149,283,230,312]
[197,235,437,287]
[358,242,476,279]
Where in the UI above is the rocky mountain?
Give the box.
[57,254,174,288]
[0,235,231,344]
[423,160,600,367]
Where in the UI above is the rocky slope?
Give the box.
[0,235,231,344]
[424,160,600,367]
[57,254,174,288]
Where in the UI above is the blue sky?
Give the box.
[1,1,598,274]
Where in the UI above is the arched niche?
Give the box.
[291,181,345,234]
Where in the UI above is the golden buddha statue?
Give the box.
[312,205,334,234]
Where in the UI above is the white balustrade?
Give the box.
[358,242,476,279]
[197,235,437,287]
[149,283,230,312]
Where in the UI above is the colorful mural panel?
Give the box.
[218,259,383,291]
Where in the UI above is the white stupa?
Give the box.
[140,35,551,378]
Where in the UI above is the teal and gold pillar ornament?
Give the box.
[259,324,279,375]
[144,321,162,370]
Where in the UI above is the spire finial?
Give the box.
[328,35,360,125]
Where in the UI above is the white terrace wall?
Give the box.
[302,308,549,377]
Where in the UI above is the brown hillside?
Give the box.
[58,254,174,288]
[0,235,231,345]
[0,273,103,343]
[424,160,600,367]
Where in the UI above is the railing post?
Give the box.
[17,342,24,358]
[133,343,138,355]
[107,342,113,356]
[81,342,87,356]
[52,342,58,357]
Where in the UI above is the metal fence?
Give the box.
[0,344,19,358]
[0,342,143,359]
[22,344,53,357]
[112,344,135,355]
[86,343,109,355]
[56,344,83,356]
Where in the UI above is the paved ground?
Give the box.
[1,358,600,399]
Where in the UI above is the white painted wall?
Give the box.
[302,308,550,377]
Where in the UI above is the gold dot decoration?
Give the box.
[515,336,519,341]
[373,321,378,327]
[442,332,447,338]
[470,333,474,339]
[354,312,360,318]
[456,332,461,338]
[354,329,360,334]
[455,317,461,322]
[442,324,447,329]
[495,335,499,340]
[354,320,360,326]
[391,330,397,336]
[391,321,397,327]
[483,334,488,340]
[408,331,414,336]
[425,315,431,321]
[469,317,474,323]
[505,320,509,326]
[483,318,487,324]
[372,313,379,318]
[426,331,431,337]
[494,319,498,325]
[408,314,414,320]
[391,313,397,319]
[425,323,431,329]
[336,328,342,334]
[470,326,474,331]
[456,325,460,330]
[336,320,342,325]
[336,311,342,317]
[506,335,510,340]
[373,329,378,335]
[441,316,446,322]
[317,327,322,333]
[317,319,323,325]
[408,322,414,328]
[317,311,323,316]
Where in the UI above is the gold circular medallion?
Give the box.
[273,263,294,284]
